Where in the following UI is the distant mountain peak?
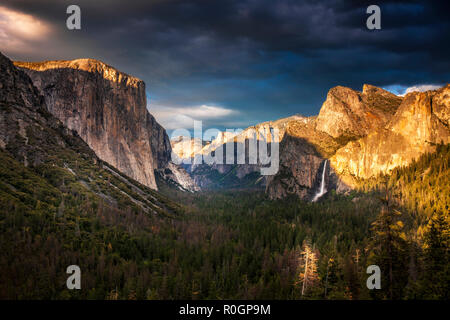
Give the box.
[362,83,398,96]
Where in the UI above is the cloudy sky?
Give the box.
[0,0,449,133]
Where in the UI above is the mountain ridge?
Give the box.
[171,83,449,200]
[14,58,142,87]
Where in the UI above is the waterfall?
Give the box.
[312,160,327,202]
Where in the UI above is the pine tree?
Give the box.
[297,240,319,297]
[420,211,449,299]
[324,257,342,298]
[368,192,409,299]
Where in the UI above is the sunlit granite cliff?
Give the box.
[315,84,403,139]
[172,83,449,200]
[330,84,450,186]
[15,58,197,191]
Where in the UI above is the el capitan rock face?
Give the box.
[14,59,175,190]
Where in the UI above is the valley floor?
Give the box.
[0,145,448,300]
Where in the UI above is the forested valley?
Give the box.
[0,144,448,300]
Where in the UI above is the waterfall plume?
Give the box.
[312,160,327,202]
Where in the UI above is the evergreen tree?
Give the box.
[420,211,449,299]
[297,240,320,298]
[368,193,409,299]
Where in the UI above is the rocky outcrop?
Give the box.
[156,162,200,192]
[0,51,181,215]
[315,84,403,139]
[266,84,448,200]
[266,84,445,200]
[330,85,450,186]
[389,85,449,141]
[265,118,349,200]
[14,58,196,191]
[265,132,325,200]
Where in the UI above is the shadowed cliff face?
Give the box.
[265,133,325,200]
[0,53,89,167]
[265,119,350,200]
[266,85,404,200]
[14,59,171,190]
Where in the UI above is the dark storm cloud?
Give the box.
[1,0,449,132]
